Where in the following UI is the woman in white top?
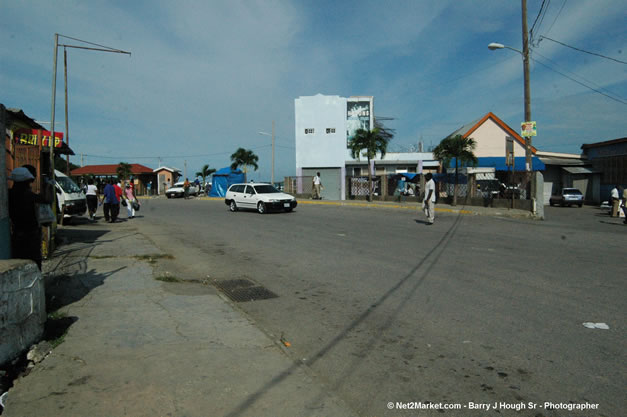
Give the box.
[85,178,99,221]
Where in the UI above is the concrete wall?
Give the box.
[472,119,527,157]
[295,94,348,169]
[0,260,46,365]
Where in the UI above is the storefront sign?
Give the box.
[15,129,64,147]
[521,121,536,137]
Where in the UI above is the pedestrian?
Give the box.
[184,178,191,199]
[102,179,120,223]
[423,173,436,225]
[312,172,322,199]
[610,185,620,217]
[7,167,51,270]
[621,186,627,224]
[85,178,99,221]
[124,183,139,218]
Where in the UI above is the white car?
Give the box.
[165,181,199,198]
[225,183,297,214]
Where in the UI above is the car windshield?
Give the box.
[56,176,82,193]
[254,185,280,194]
[564,189,582,195]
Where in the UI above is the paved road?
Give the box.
[137,198,626,416]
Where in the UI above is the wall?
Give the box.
[295,95,348,169]
[472,119,527,157]
[0,260,46,365]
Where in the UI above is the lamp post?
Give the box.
[258,120,275,185]
[488,0,533,174]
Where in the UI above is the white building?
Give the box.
[294,94,437,200]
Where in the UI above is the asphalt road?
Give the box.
[136,198,626,417]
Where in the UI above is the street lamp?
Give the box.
[258,120,275,185]
[488,39,532,174]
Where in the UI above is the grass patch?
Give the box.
[155,275,182,283]
[135,254,174,264]
[45,310,74,348]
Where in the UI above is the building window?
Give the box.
[305,128,315,134]
[326,128,335,134]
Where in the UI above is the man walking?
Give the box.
[423,173,436,225]
[312,172,322,200]
[610,185,620,217]
[103,180,120,223]
[621,186,627,224]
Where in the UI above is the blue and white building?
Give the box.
[294,94,437,200]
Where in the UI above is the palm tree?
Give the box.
[432,134,478,206]
[230,148,259,182]
[195,164,216,190]
[348,127,391,201]
[116,162,133,182]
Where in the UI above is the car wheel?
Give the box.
[166,194,171,199]
[257,202,266,214]
[229,201,237,212]
[284,207,293,213]
[549,201,554,206]
[578,204,583,208]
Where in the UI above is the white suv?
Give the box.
[225,183,297,214]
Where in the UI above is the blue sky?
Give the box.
[2,0,625,182]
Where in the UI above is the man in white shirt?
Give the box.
[312,172,322,200]
[423,173,436,224]
[610,185,620,217]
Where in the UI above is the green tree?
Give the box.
[432,134,478,206]
[348,128,391,201]
[195,164,216,190]
[116,162,133,182]
[230,148,259,182]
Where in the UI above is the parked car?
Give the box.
[549,188,584,207]
[165,181,199,198]
[55,169,86,221]
[225,183,298,214]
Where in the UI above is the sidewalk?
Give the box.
[198,195,537,220]
[2,219,357,417]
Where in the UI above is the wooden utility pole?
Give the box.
[521,0,532,174]
[271,120,275,185]
[64,47,70,175]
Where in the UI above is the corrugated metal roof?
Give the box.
[562,166,601,174]
[71,163,154,176]
[538,157,587,166]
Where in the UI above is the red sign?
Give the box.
[15,129,64,148]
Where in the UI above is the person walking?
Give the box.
[184,178,191,199]
[423,173,436,225]
[610,185,620,217]
[102,179,120,223]
[312,172,322,200]
[7,167,51,270]
[85,178,99,221]
[621,186,627,224]
[124,183,139,218]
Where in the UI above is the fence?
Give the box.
[285,176,314,196]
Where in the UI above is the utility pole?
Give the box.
[64,47,70,176]
[184,160,187,179]
[522,0,532,174]
[271,120,275,185]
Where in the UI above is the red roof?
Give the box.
[71,164,154,176]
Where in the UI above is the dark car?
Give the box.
[549,188,584,207]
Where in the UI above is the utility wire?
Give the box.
[58,34,130,55]
[543,0,566,37]
[539,36,627,64]
[530,0,549,44]
[82,145,273,161]
[533,51,623,99]
[531,56,627,105]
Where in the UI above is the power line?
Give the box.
[531,56,627,105]
[543,0,566,37]
[530,0,549,44]
[533,51,624,99]
[538,36,627,64]
[81,145,273,161]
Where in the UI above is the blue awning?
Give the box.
[446,157,545,171]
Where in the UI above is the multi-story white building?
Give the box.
[294,94,436,200]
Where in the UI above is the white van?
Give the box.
[54,169,87,221]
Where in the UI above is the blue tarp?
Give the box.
[208,167,245,197]
[446,156,545,171]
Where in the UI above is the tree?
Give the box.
[195,164,216,189]
[230,148,259,182]
[116,162,133,182]
[348,127,392,201]
[432,134,478,206]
